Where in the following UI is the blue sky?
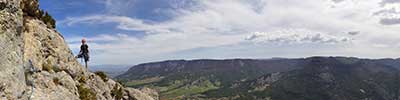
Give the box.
[39,0,400,65]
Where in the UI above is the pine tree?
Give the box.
[42,11,56,28]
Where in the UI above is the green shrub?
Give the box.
[53,77,60,85]
[21,0,41,18]
[41,11,56,28]
[116,79,127,87]
[111,85,124,100]
[79,76,87,84]
[94,71,108,82]
[42,59,53,72]
[0,2,6,10]
[21,0,56,28]
[77,84,96,100]
[53,65,62,72]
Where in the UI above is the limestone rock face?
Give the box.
[137,87,159,100]
[0,0,25,99]
[124,88,158,100]
[0,0,158,100]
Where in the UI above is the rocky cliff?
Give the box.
[0,0,158,100]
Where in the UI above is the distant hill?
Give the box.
[116,57,400,100]
[90,65,131,78]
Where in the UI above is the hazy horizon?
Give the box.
[89,56,400,66]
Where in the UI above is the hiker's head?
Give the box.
[81,38,86,44]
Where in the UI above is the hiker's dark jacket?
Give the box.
[80,44,89,54]
[78,44,89,62]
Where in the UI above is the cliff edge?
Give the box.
[0,0,158,100]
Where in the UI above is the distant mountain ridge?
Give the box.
[117,58,304,80]
[116,57,400,100]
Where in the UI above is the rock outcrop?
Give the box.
[0,0,158,100]
[0,0,25,99]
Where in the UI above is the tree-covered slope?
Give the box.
[116,59,305,99]
[117,57,400,100]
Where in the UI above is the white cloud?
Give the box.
[63,0,400,65]
[380,0,400,6]
[373,0,400,25]
[246,29,352,44]
[61,15,168,33]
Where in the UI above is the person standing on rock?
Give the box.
[76,38,89,69]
